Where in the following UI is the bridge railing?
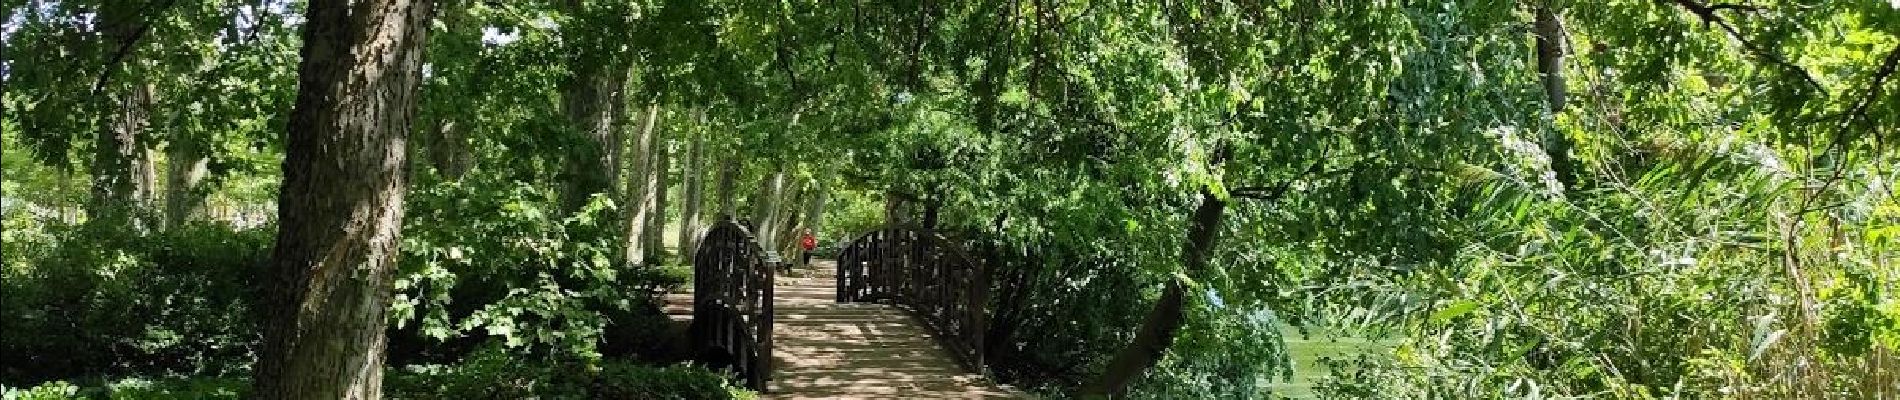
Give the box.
[835,226,988,372]
[692,219,779,390]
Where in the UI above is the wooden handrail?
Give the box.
[691,219,779,390]
[835,225,988,372]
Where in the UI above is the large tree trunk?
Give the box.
[251,0,432,399]
[1078,189,1228,398]
[1534,4,1578,190]
[675,110,705,262]
[559,60,624,211]
[86,3,151,231]
[164,138,210,229]
[621,103,661,265]
[643,123,671,262]
[714,156,739,219]
[88,82,153,230]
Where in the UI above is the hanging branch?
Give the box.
[1229,158,1360,201]
[1834,44,1900,151]
[90,0,182,95]
[1800,43,1900,214]
[1666,0,1825,93]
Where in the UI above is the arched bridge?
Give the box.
[684,220,1022,398]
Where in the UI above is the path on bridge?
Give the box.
[667,258,1024,398]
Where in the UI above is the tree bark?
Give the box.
[1077,189,1228,398]
[164,138,209,229]
[643,121,671,262]
[622,103,661,265]
[251,0,432,399]
[561,70,623,210]
[1534,4,1578,190]
[88,82,153,230]
[425,119,472,178]
[559,58,624,212]
[86,2,149,230]
[798,178,826,267]
[676,109,705,262]
[714,156,739,219]
[772,178,806,253]
[749,169,785,249]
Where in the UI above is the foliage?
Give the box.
[0,222,269,386]
[384,344,755,400]
[391,177,679,364]
[7,0,1900,397]
[0,349,751,400]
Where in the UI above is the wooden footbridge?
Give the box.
[677,219,1025,398]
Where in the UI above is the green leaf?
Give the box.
[1429,300,1480,324]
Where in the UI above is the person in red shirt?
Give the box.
[799,228,817,267]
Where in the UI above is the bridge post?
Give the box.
[756,251,781,391]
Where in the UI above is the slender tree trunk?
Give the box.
[622,103,660,265]
[643,124,671,262]
[1078,189,1227,398]
[772,178,805,253]
[749,169,785,249]
[164,138,209,229]
[1534,4,1578,190]
[137,145,158,208]
[605,83,627,194]
[426,119,473,178]
[676,110,705,262]
[714,156,739,219]
[423,6,471,180]
[251,0,432,398]
[798,178,826,267]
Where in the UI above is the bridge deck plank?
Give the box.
[763,260,1027,399]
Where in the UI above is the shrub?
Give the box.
[0,377,246,400]
[390,180,681,365]
[385,344,754,400]
[0,222,269,385]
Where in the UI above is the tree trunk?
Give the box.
[714,156,739,219]
[560,61,624,212]
[1534,4,1578,190]
[164,138,210,229]
[251,0,432,399]
[424,118,473,179]
[749,169,785,249]
[772,178,806,253]
[676,110,705,262]
[86,3,150,230]
[137,145,158,210]
[798,178,826,267]
[88,83,153,230]
[621,103,661,265]
[1078,189,1228,398]
[643,122,671,263]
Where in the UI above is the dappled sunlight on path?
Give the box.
[764,259,1027,399]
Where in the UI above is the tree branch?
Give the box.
[1666,0,1824,93]
[1800,43,1900,214]
[90,0,181,95]
[1230,159,1331,201]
